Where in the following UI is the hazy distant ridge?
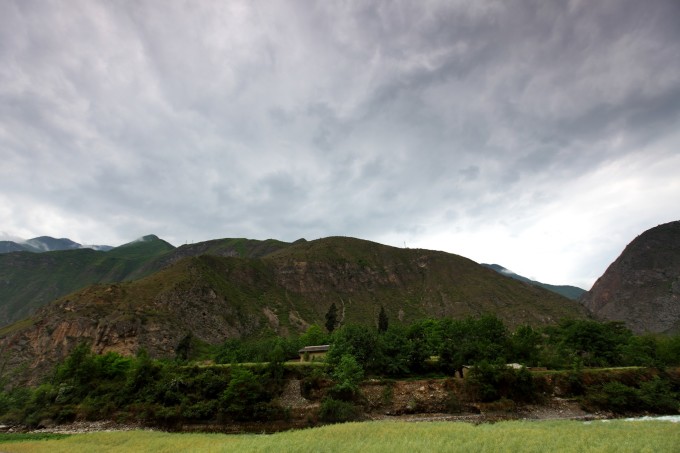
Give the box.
[0,236,113,253]
[481,263,586,300]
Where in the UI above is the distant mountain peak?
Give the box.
[481,263,585,300]
[24,236,81,252]
[137,234,160,242]
[116,234,166,248]
[484,264,515,275]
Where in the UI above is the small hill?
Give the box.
[580,221,680,334]
[481,264,586,300]
[0,236,588,383]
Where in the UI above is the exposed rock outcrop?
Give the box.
[581,221,680,334]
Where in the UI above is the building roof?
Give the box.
[298,344,330,353]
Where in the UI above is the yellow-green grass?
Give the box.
[2,419,679,453]
[0,317,34,336]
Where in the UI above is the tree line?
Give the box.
[216,315,680,376]
[0,315,679,426]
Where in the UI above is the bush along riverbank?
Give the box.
[0,357,678,432]
[1,317,679,432]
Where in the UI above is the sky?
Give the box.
[1,0,679,290]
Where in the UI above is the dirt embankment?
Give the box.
[359,377,608,423]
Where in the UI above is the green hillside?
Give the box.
[0,236,174,325]
[262,237,586,328]
[0,236,589,382]
[0,236,292,327]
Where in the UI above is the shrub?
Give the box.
[639,376,679,413]
[219,367,268,420]
[465,361,502,402]
[465,362,538,403]
[445,391,462,414]
[585,382,640,413]
[180,400,218,420]
[319,397,358,423]
[301,367,328,400]
[506,366,536,403]
[482,397,516,413]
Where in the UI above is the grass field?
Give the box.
[1,419,678,453]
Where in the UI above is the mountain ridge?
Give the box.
[0,236,114,254]
[0,235,292,326]
[0,236,588,383]
[481,263,586,300]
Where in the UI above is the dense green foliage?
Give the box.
[583,376,680,414]
[0,346,288,427]
[322,317,680,378]
[1,316,679,427]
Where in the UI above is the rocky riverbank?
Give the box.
[0,396,611,435]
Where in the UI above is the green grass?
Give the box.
[0,433,69,443]
[1,419,678,452]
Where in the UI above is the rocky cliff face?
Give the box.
[580,221,680,334]
[0,265,266,384]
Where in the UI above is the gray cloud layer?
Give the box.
[1,0,679,288]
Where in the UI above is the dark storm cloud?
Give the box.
[0,0,678,287]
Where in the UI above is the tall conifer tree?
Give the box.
[378,305,388,333]
[325,302,338,333]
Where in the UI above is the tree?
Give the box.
[556,320,632,367]
[331,354,364,398]
[53,342,96,389]
[378,305,389,333]
[438,315,509,376]
[327,324,380,373]
[510,325,541,366]
[300,324,328,346]
[377,326,412,376]
[325,302,339,333]
[175,332,193,362]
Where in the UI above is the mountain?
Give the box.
[481,264,586,300]
[0,235,174,326]
[0,236,114,254]
[0,236,588,383]
[23,236,81,252]
[580,221,680,334]
[0,236,291,327]
[0,241,27,253]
